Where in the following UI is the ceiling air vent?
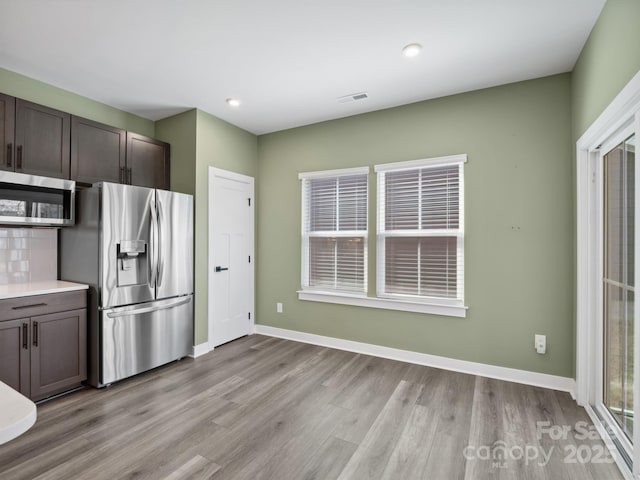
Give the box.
[337,92,369,103]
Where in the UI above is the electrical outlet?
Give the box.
[534,334,546,354]
[276,302,283,313]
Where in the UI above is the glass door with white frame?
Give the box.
[577,72,640,479]
[601,132,636,461]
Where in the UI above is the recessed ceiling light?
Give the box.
[226,98,241,107]
[402,43,422,58]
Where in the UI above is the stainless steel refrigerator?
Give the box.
[60,182,193,387]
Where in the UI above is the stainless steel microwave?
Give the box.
[0,171,75,226]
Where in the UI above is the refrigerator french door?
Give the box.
[61,182,193,387]
[101,296,192,385]
[100,184,193,306]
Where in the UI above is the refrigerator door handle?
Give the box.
[157,198,165,288]
[149,200,158,288]
[105,296,192,318]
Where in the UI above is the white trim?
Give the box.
[596,402,633,460]
[599,120,635,157]
[297,290,467,317]
[208,167,255,185]
[634,112,640,479]
[207,167,255,350]
[374,153,467,172]
[584,404,634,480]
[190,342,212,358]
[298,166,369,180]
[575,149,593,406]
[577,70,640,150]
[255,324,575,395]
[307,230,367,237]
[594,153,605,413]
[576,69,640,407]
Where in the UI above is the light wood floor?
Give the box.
[0,334,624,480]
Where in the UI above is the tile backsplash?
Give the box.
[0,228,57,284]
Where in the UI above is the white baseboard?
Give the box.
[254,324,577,398]
[190,342,212,358]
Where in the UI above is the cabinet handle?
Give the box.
[6,143,12,168]
[119,166,125,184]
[22,323,28,349]
[12,302,47,310]
[16,145,22,170]
[32,321,38,347]
[127,167,132,185]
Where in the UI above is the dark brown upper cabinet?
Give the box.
[0,93,15,172]
[0,91,171,187]
[126,132,170,190]
[15,99,71,179]
[71,116,126,186]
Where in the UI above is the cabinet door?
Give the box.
[30,309,86,401]
[0,318,30,397]
[15,99,71,179]
[0,93,15,172]
[126,132,170,189]
[71,116,126,185]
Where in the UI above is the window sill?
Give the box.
[297,290,467,318]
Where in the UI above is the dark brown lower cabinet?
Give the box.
[0,291,87,401]
[30,309,87,401]
[0,319,29,394]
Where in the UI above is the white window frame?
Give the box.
[576,70,640,480]
[375,154,466,308]
[299,166,369,295]
[297,156,467,319]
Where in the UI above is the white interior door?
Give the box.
[208,168,254,348]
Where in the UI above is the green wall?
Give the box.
[257,74,573,377]
[0,67,154,136]
[158,109,258,345]
[193,110,258,345]
[572,0,640,141]
[155,109,197,195]
[569,0,640,376]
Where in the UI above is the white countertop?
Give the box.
[0,381,36,445]
[0,280,89,300]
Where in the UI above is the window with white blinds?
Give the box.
[299,167,368,293]
[375,155,465,304]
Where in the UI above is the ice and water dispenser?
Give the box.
[117,240,147,286]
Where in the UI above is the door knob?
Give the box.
[215,266,229,272]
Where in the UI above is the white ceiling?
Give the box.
[0,0,605,135]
